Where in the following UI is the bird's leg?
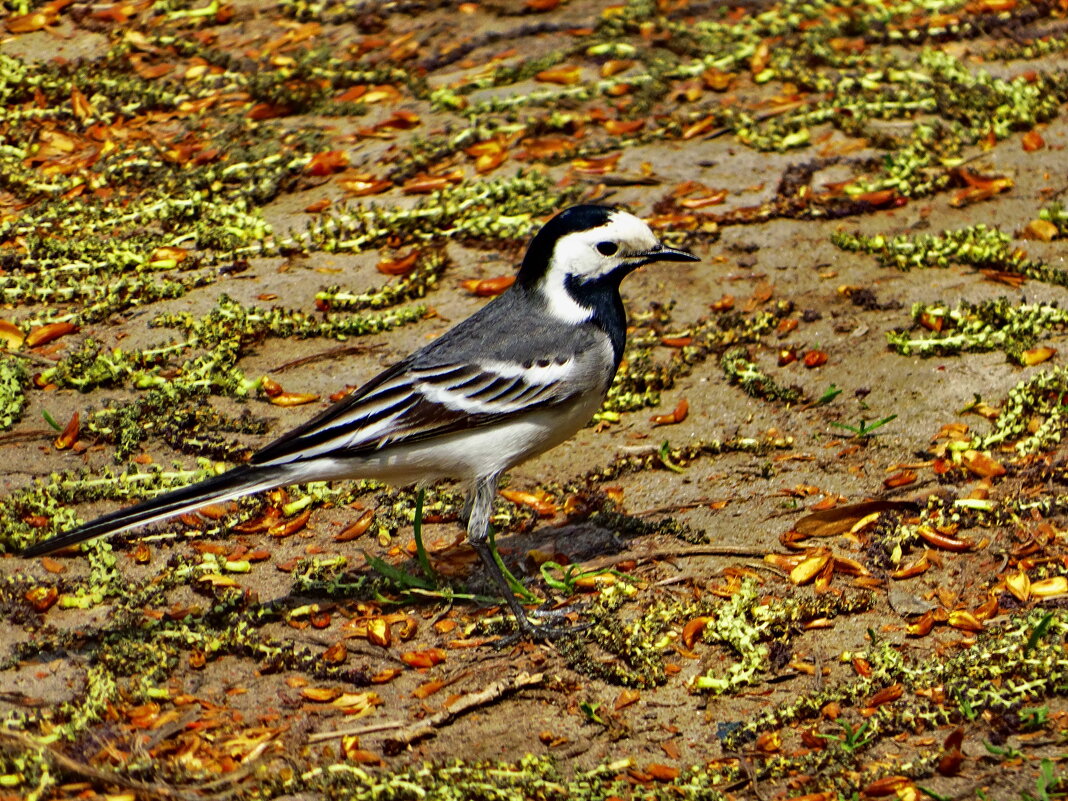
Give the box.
[411,487,435,583]
[466,475,582,643]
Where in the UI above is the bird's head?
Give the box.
[516,205,699,323]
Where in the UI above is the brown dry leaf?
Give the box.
[402,171,463,194]
[305,198,332,213]
[601,59,633,77]
[71,86,95,121]
[890,552,930,579]
[776,318,799,337]
[950,168,1013,207]
[907,610,936,637]
[919,310,945,332]
[335,510,374,542]
[306,150,350,176]
[883,470,916,489]
[614,688,640,710]
[376,110,420,131]
[198,573,240,588]
[401,648,446,668]
[248,102,293,120]
[755,731,781,753]
[794,501,915,537]
[681,617,711,649]
[339,176,392,196]
[371,668,402,684]
[965,402,1000,420]
[1005,570,1030,602]
[1031,576,1068,598]
[25,586,59,612]
[0,321,25,350]
[499,489,556,517]
[865,683,904,707]
[377,250,419,276]
[571,153,621,175]
[749,39,771,74]
[833,555,870,577]
[803,350,829,368]
[362,85,402,104]
[7,9,57,33]
[604,119,645,135]
[660,336,692,347]
[948,610,984,632]
[302,687,341,702]
[681,116,717,140]
[960,449,1006,478]
[535,65,582,85]
[268,508,312,538]
[130,542,151,564]
[916,524,973,551]
[464,139,507,174]
[765,553,804,572]
[1020,346,1056,366]
[271,392,320,407]
[332,691,381,715]
[809,495,839,512]
[702,67,733,91]
[40,556,65,574]
[938,748,965,777]
[322,642,347,665]
[53,412,79,450]
[517,136,572,160]
[1021,219,1059,242]
[789,550,831,585]
[646,764,679,782]
[366,617,391,647]
[651,398,689,426]
[678,190,728,209]
[980,268,1028,288]
[340,737,383,765]
[412,679,446,699]
[26,322,78,348]
[462,276,514,296]
[862,776,914,797]
[1022,130,1045,151]
[150,246,189,265]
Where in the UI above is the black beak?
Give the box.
[630,245,700,267]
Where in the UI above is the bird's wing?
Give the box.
[251,354,591,467]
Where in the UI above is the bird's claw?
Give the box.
[493,614,592,649]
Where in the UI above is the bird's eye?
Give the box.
[596,241,618,256]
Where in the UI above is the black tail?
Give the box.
[21,464,289,558]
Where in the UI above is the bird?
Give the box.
[23,204,699,638]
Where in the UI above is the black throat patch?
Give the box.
[564,273,628,365]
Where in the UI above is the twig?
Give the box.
[6,350,56,366]
[732,751,767,801]
[580,544,770,572]
[631,497,731,517]
[381,671,544,753]
[0,728,198,801]
[0,429,54,446]
[307,720,406,744]
[269,343,383,373]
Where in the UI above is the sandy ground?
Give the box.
[1,0,1068,798]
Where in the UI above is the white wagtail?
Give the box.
[23,205,698,637]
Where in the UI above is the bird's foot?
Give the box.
[493,607,592,648]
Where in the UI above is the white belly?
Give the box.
[292,389,605,488]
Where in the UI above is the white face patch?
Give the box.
[537,210,663,323]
